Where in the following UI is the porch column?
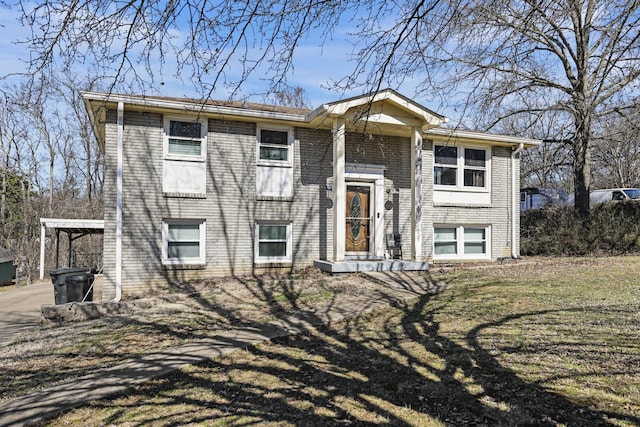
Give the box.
[411,126,423,260]
[332,118,346,262]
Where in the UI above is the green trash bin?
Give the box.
[49,268,88,305]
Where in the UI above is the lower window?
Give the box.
[433,225,490,259]
[255,222,292,263]
[162,219,206,264]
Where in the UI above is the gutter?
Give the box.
[114,101,123,302]
[511,143,525,259]
[82,91,308,123]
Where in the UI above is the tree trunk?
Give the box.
[573,127,591,217]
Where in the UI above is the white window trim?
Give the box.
[433,224,491,260]
[256,125,294,167]
[163,115,208,162]
[433,144,491,192]
[254,221,293,264]
[162,219,206,265]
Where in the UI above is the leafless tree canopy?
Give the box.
[10,0,640,214]
[2,0,639,279]
[0,72,103,284]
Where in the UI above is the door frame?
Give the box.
[344,163,385,260]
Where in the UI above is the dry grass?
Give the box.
[4,257,640,426]
[0,284,16,293]
[0,267,381,401]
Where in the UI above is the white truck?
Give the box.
[566,188,640,205]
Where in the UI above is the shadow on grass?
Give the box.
[47,271,638,426]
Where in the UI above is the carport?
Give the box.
[38,218,104,280]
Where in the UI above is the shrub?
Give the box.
[521,201,640,256]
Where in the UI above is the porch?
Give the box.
[312,90,446,265]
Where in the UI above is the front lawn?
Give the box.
[39,257,640,426]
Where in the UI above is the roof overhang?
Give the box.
[426,127,541,148]
[82,91,309,151]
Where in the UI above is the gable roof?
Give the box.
[83,89,540,150]
[307,88,445,128]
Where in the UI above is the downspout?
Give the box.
[511,142,524,259]
[114,101,124,302]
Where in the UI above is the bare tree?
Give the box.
[54,71,105,206]
[420,0,640,216]
[0,77,105,280]
[10,0,640,218]
[591,113,640,189]
[270,86,310,109]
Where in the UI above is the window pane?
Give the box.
[464,169,485,187]
[465,148,486,167]
[464,242,486,254]
[170,121,201,138]
[435,242,457,255]
[168,139,201,156]
[259,242,287,257]
[261,129,288,145]
[168,224,200,241]
[464,228,485,241]
[168,242,200,258]
[435,228,456,241]
[624,189,640,199]
[260,146,288,161]
[435,167,457,186]
[435,145,457,165]
[259,225,287,240]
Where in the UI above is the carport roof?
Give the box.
[39,218,104,281]
[40,218,105,235]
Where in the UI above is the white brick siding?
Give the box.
[100,110,520,299]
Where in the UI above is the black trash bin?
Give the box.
[49,267,88,305]
[65,274,95,303]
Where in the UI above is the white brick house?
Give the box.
[83,89,539,301]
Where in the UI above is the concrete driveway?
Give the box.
[0,280,53,346]
[0,276,103,346]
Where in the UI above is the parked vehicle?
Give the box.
[520,187,568,212]
[591,188,640,204]
[566,188,640,205]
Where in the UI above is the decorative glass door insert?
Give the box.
[346,185,371,252]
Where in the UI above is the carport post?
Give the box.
[55,229,60,269]
[39,222,46,280]
[67,231,72,267]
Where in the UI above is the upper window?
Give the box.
[434,146,457,186]
[433,225,490,259]
[256,125,294,198]
[168,122,201,156]
[165,117,207,160]
[257,126,293,165]
[163,116,208,195]
[255,222,292,263]
[162,219,206,265]
[434,145,489,190]
[259,129,289,162]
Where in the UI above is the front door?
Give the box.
[346,184,371,253]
